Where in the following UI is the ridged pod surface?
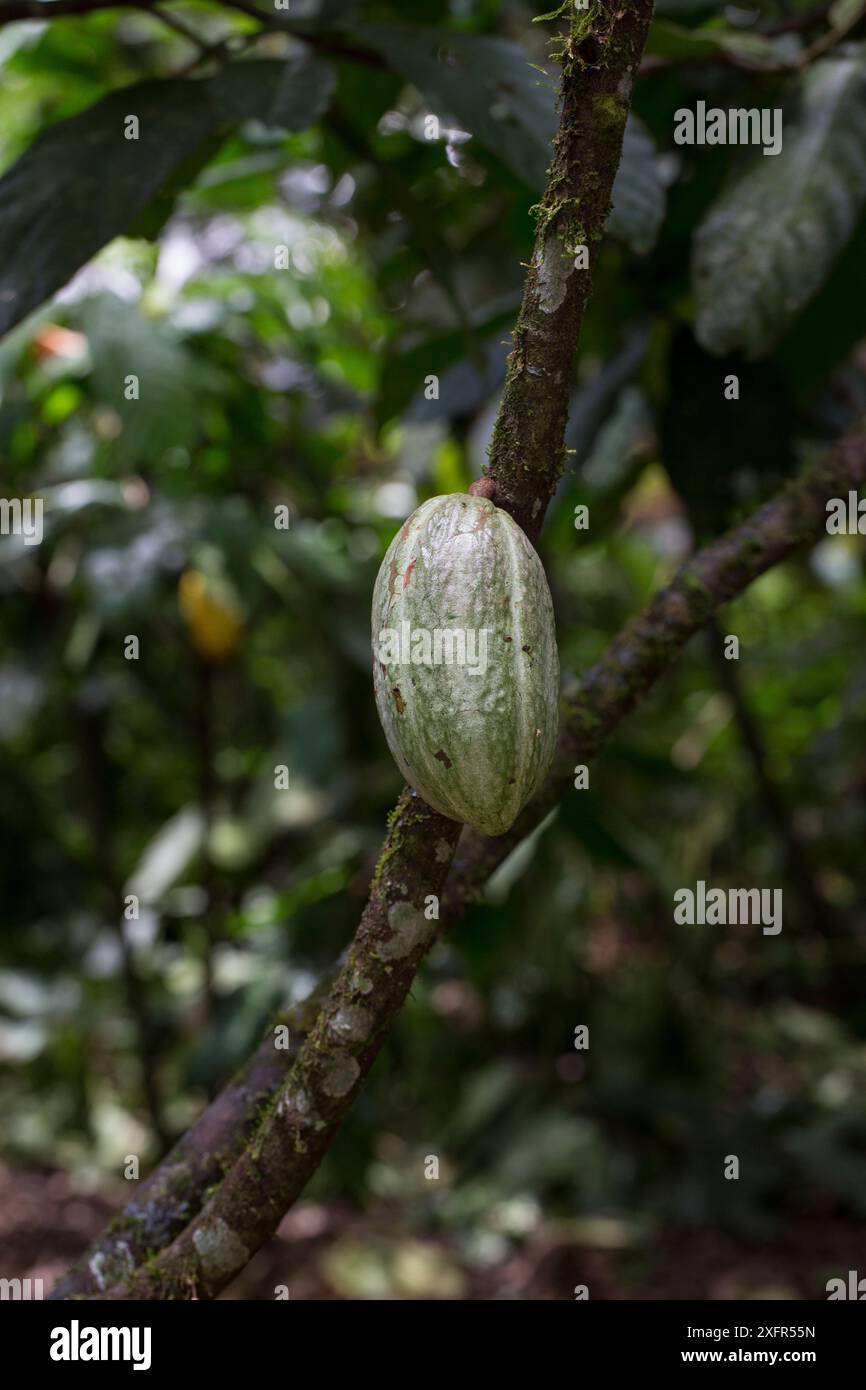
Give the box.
[372,493,559,836]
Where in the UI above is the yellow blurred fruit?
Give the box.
[178,568,243,662]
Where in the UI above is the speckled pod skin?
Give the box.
[371,493,559,836]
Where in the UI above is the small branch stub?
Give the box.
[468,477,497,501]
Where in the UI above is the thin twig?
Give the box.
[797,0,866,64]
[146,4,206,50]
[642,1,866,77]
[765,3,833,37]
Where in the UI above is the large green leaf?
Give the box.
[646,19,784,68]
[777,208,866,396]
[0,81,207,339]
[693,49,866,358]
[0,59,335,339]
[376,295,520,427]
[350,23,664,253]
[77,293,218,467]
[609,115,666,255]
[352,23,557,189]
[207,57,336,128]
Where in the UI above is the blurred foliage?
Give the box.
[1,0,866,1296]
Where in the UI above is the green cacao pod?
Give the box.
[372,492,559,836]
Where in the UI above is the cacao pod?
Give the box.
[372,492,559,836]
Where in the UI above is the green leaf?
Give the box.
[777,207,866,395]
[647,19,784,68]
[351,23,558,190]
[0,79,209,339]
[693,50,866,358]
[608,115,666,255]
[829,0,866,31]
[348,24,664,252]
[78,293,217,467]
[0,59,335,339]
[646,19,723,61]
[375,294,519,427]
[207,57,336,128]
[125,806,205,907]
[532,3,573,21]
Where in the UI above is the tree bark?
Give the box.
[487,2,656,540]
[57,420,866,1297]
[56,1,866,1299]
[50,0,657,1300]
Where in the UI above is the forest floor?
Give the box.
[2,1162,861,1301]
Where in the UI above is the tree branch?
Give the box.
[0,0,152,23]
[47,0,657,1301]
[60,423,866,1298]
[641,1,866,76]
[765,3,833,36]
[487,1,656,541]
[57,0,866,1300]
[0,0,249,67]
[148,5,214,56]
[50,0,866,1296]
[50,991,328,1298]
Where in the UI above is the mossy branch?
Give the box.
[59,427,866,1297]
[49,997,321,1299]
[487,0,656,541]
[52,0,660,1301]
